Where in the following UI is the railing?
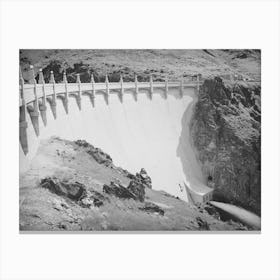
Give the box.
[19,66,202,106]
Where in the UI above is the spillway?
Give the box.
[19,87,208,200]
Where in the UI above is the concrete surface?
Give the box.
[20,87,209,201]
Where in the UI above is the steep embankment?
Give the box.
[19,137,248,231]
[190,77,261,215]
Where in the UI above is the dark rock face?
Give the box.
[103,179,147,202]
[139,202,164,216]
[127,180,145,202]
[40,177,86,201]
[124,168,152,189]
[103,182,136,200]
[40,177,108,208]
[75,140,113,166]
[190,78,261,215]
[135,168,152,189]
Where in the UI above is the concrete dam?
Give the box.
[19,67,212,201]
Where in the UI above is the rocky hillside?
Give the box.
[20,49,261,83]
[190,78,261,215]
[19,137,249,231]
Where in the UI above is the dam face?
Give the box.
[20,87,206,200]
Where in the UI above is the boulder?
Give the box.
[135,168,152,189]
[40,177,86,201]
[41,177,109,208]
[139,202,164,216]
[103,182,136,200]
[127,180,145,202]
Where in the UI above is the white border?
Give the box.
[1,0,280,279]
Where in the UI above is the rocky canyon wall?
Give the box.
[190,78,261,215]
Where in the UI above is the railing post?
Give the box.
[91,73,96,97]
[196,74,200,93]
[39,69,46,105]
[29,65,40,136]
[104,74,109,104]
[38,69,47,125]
[135,74,138,100]
[63,71,69,113]
[90,73,96,107]
[38,69,44,84]
[105,74,110,96]
[76,73,82,110]
[19,67,25,101]
[120,74,124,96]
[149,74,153,99]
[19,67,28,154]
[49,71,57,119]
[180,79,184,98]
[165,77,168,99]
[29,65,39,112]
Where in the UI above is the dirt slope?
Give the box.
[19,137,249,231]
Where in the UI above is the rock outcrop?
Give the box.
[103,181,137,200]
[41,177,87,201]
[126,168,152,189]
[40,177,108,208]
[139,202,164,216]
[75,140,113,167]
[103,179,146,202]
[190,78,261,215]
[127,180,145,202]
[136,168,152,189]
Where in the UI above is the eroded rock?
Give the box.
[40,177,107,208]
[139,202,164,216]
[136,168,152,189]
[103,182,136,200]
[127,180,145,202]
[40,177,86,201]
[126,168,152,189]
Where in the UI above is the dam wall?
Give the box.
[19,68,208,200]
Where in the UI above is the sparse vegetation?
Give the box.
[19,137,249,231]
